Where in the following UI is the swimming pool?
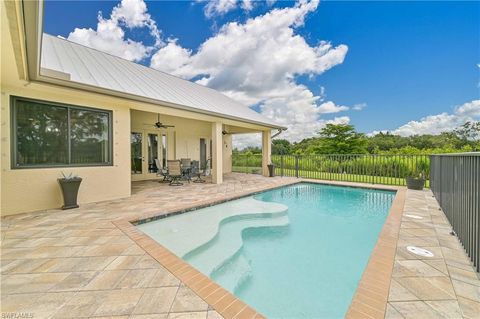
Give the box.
[137,183,395,318]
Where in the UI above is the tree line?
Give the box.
[233,121,480,155]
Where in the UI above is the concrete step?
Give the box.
[185,213,289,276]
[212,253,252,293]
[137,197,289,257]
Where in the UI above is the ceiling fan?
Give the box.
[144,114,175,129]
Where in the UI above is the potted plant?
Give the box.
[267,163,275,177]
[406,171,425,190]
[58,172,82,209]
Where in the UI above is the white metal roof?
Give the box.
[40,34,283,129]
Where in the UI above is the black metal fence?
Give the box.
[232,154,430,187]
[430,153,480,272]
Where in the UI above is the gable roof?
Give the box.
[40,34,284,129]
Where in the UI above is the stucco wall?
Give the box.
[130,110,212,162]
[131,110,232,173]
[0,91,132,216]
[223,134,233,174]
[1,5,129,215]
[1,92,236,215]
[1,3,255,215]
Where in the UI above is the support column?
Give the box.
[211,122,223,184]
[262,130,272,177]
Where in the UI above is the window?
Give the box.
[12,97,112,168]
[70,108,110,164]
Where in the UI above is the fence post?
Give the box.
[295,155,299,178]
[281,155,284,177]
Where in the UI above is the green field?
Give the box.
[232,166,430,188]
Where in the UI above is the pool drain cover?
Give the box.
[407,246,434,257]
[405,214,423,220]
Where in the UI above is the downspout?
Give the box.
[271,128,285,139]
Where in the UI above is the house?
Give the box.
[0,1,285,216]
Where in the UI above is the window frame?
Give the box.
[10,96,113,169]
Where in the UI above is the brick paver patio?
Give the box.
[1,173,479,318]
[0,174,295,318]
[386,190,480,318]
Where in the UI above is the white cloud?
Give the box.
[241,0,254,11]
[150,39,192,75]
[392,113,460,136]
[317,101,349,114]
[352,103,367,111]
[67,0,162,62]
[367,130,387,137]
[232,133,262,149]
[455,99,480,117]
[326,116,350,125]
[151,0,350,144]
[384,100,480,137]
[233,114,351,149]
[204,0,239,17]
[202,0,255,18]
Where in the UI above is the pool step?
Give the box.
[212,253,252,293]
[184,213,289,277]
[137,197,289,257]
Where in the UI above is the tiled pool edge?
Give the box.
[114,179,300,319]
[114,218,262,318]
[301,179,405,318]
[346,186,406,319]
[115,179,405,319]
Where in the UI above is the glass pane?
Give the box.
[131,132,142,174]
[148,133,158,173]
[210,140,213,168]
[70,109,110,164]
[200,138,206,169]
[15,99,68,166]
[162,134,167,168]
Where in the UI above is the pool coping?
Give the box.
[304,180,406,319]
[114,179,405,319]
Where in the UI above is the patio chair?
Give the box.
[191,160,205,183]
[167,160,183,186]
[180,158,192,183]
[155,159,170,183]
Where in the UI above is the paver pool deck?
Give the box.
[1,173,479,318]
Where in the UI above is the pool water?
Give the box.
[138,183,395,318]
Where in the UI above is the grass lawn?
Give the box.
[232,166,430,188]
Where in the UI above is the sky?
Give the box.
[43,0,480,148]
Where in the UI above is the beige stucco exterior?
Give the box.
[130,109,233,181]
[262,131,272,176]
[0,2,273,216]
